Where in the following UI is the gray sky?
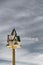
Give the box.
[0,0,43,65]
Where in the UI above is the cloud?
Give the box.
[16,53,43,65]
[0,0,43,65]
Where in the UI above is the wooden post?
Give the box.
[12,49,15,65]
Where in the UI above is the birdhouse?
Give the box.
[6,28,22,49]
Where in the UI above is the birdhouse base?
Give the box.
[6,44,21,49]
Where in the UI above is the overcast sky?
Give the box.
[0,0,43,65]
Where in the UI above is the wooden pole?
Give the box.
[12,49,15,65]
